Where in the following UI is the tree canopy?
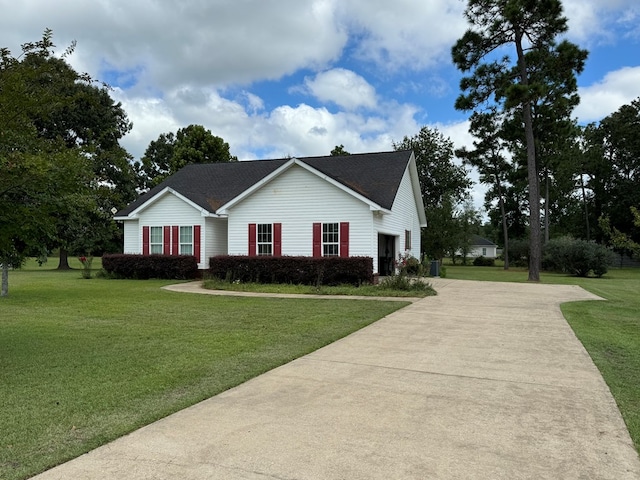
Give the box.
[0,30,94,295]
[394,126,472,261]
[452,0,587,280]
[136,124,237,190]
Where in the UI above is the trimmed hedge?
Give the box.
[209,255,373,286]
[472,256,495,267]
[102,254,199,280]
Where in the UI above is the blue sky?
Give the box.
[1,0,638,211]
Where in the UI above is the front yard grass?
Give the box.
[446,264,640,453]
[0,264,408,480]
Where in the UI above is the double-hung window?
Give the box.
[180,226,193,255]
[404,230,412,251]
[149,226,163,254]
[322,223,339,257]
[257,224,273,256]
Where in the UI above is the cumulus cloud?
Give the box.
[0,0,348,89]
[575,66,640,122]
[337,0,467,70]
[564,0,640,44]
[301,68,377,111]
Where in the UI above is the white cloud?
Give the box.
[0,0,348,89]
[575,66,640,122]
[337,0,467,70]
[302,68,377,111]
[564,0,640,44]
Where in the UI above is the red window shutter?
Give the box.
[163,226,171,254]
[142,226,150,255]
[274,223,282,257]
[194,225,201,263]
[312,223,321,257]
[340,222,349,257]
[248,223,257,256]
[172,226,179,255]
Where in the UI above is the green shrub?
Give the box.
[507,238,530,267]
[378,274,434,293]
[542,237,616,277]
[472,256,495,267]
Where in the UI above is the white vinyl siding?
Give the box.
[205,217,227,261]
[227,165,372,257]
[123,220,139,253]
[135,192,206,267]
[373,166,422,272]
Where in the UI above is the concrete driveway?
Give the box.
[33,279,640,479]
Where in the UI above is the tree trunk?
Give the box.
[493,165,510,270]
[1,262,8,297]
[515,28,541,282]
[498,187,509,271]
[580,174,590,241]
[57,248,71,270]
[544,174,550,244]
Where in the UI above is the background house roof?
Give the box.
[470,234,496,246]
[116,150,414,217]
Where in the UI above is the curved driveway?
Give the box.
[34,279,640,479]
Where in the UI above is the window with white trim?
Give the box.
[150,226,163,254]
[323,223,339,256]
[482,247,487,256]
[180,226,193,255]
[257,223,273,256]
[405,230,411,251]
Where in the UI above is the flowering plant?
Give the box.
[394,253,422,276]
[79,255,93,279]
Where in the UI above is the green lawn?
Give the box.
[0,264,408,480]
[446,264,640,453]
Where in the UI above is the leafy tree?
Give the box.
[394,126,472,260]
[1,31,92,296]
[599,207,640,260]
[137,124,237,189]
[457,110,513,268]
[23,56,137,268]
[452,0,587,281]
[595,98,640,242]
[330,144,351,156]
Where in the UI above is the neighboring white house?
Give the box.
[114,150,427,275]
[467,234,498,258]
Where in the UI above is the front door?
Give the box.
[377,234,395,275]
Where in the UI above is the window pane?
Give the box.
[150,226,163,254]
[257,224,273,256]
[180,226,192,244]
[257,224,272,242]
[150,226,163,243]
[323,244,339,256]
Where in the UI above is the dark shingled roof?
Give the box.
[116,150,413,217]
[471,234,496,246]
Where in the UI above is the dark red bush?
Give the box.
[209,256,373,286]
[102,254,198,280]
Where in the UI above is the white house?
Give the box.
[114,150,427,275]
[468,234,498,258]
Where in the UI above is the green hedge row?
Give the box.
[209,255,373,286]
[102,254,199,280]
